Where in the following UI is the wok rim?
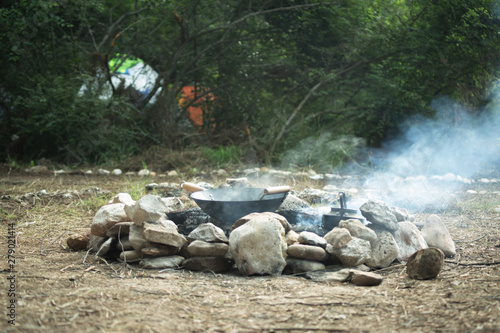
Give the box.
[190,187,287,203]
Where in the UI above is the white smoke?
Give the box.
[358,88,500,211]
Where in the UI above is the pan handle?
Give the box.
[264,185,291,195]
[339,192,347,210]
[181,181,206,193]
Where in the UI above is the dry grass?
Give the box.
[0,170,499,332]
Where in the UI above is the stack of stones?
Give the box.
[89,193,186,269]
[88,193,232,271]
[285,231,330,273]
[182,223,231,273]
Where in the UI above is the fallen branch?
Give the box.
[374,264,406,272]
[40,230,68,255]
[455,233,488,243]
[445,260,500,266]
[269,327,349,332]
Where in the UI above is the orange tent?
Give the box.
[177,85,215,129]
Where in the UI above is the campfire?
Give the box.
[68,177,456,285]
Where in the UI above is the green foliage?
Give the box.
[200,145,242,168]
[1,0,499,167]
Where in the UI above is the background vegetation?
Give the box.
[1,0,499,171]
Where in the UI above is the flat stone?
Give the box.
[298,231,328,248]
[141,243,179,256]
[285,258,326,273]
[305,269,351,282]
[326,264,370,272]
[349,270,383,286]
[406,247,444,280]
[287,244,328,261]
[140,255,185,269]
[142,221,187,249]
[187,240,229,257]
[182,256,232,273]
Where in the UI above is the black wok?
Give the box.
[182,182,290,225]
[322,192,365,230]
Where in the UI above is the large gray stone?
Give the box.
[328,237,371,267]
[187,223,228,243]
[91,203,131,237]
[360,200,399,232]
[124,194,169,226]
[229,214,287,276]
[365,230,399,268]
[420,215,456,257]
[338,219,377,244]
[394,222,428,262]
[324,228,352,249]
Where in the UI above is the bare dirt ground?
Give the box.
[0,169,499,333]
